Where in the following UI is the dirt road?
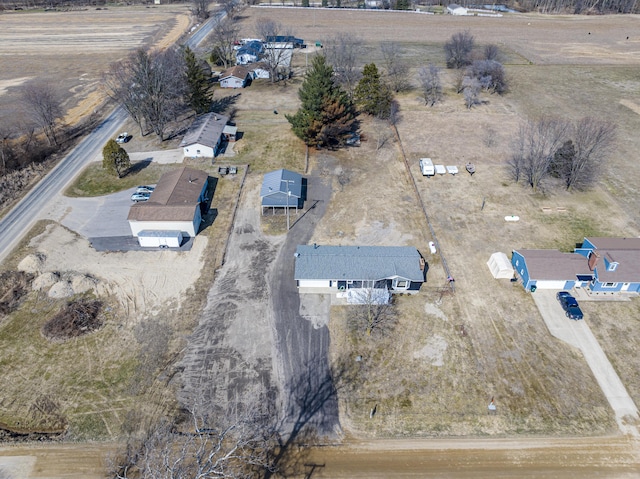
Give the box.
[1,436,639,478]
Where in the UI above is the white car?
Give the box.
[116,132,129,143]
[131,192,151,202]
[136,185,155,194]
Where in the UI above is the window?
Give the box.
[608,262,618,272]
[603,282,617,288]
[515,260,519,266]
[395,280,408,289]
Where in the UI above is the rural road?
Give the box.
[0,9,223,264]
[532,290,640,436]
[0,107,128,263]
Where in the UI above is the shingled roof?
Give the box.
[294,245,425,282]
[127,167,207,222]
[515,249,593,281]
[179,112,229,149]
[585,237,640,283]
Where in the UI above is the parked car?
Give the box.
[556,291,579,311]
[116,132,130,143]
[565,305,584,320]
[136,185,155,194]
[131,192,151,202]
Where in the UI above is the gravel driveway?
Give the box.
[176,167,337,438]
[532,290,639,436]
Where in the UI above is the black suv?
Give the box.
[556,291,578,311]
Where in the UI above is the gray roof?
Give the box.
[516,250,592,280]
[294,245,425,282]
[261,169,302,207]
[179,112,229,149]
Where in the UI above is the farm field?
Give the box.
[0,5,192,126]
[1,5,640,477]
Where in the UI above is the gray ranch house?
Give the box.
[294,245,426,299]
[180,112,229,158]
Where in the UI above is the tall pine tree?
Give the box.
[184,47,212,114]
[354,63,393,119]
[286,55,357,148]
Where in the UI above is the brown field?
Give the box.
[2,6,640,475]
[0,5,192,126]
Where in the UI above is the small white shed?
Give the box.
[487,252,515,279]
[137,230,183,248]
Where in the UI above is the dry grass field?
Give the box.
[0,5,192,126]
[2,4,640,448]
[234,7,640,436]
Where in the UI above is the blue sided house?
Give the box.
[512,237,640,293]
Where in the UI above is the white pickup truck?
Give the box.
[419,158,435,176]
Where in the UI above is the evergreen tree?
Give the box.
[184,47,212,114]
[395,0,411,9]
[102,139,131,178]
[302,0,309,5]
[354,63,393,119]
[286,55,357,148]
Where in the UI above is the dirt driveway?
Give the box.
[177,166,337,435]
[177,175,285,413]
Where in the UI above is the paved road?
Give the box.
[270,172,337,437]
[0,12,222,264]
[0,107,128,263]
[532,289,639,436]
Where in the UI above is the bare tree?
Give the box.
[418,64,442,107]
[562,118,616,190]
[462,77,481,109]
[444,30,475,69]
[347,289,397,337]
[483,44,500,61]
[20,80,63,146]
[256,18,293,83]
[466,59,508,94]
[323,32,364,94]
[105,48,187,141]
[380,42,410,92]
[209,17,240,69]
[109,399,281,479]
[509,117,570,191]
[220,0,240,18]
[191,0,210,19]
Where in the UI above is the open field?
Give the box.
[1,7,640,477]
[0,5,192,126]
[234,8,640,436]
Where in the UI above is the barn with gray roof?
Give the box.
[261,169,303,213]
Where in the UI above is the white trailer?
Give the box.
[137,230,183,248]
[419,158,435,176]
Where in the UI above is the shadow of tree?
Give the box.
[125,158,153,176]
[263,354,356,478]
[212,93,241,114]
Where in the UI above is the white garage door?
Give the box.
[534,280,567,290]
[298,279,331,288]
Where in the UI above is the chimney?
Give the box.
[588,251,599,271]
